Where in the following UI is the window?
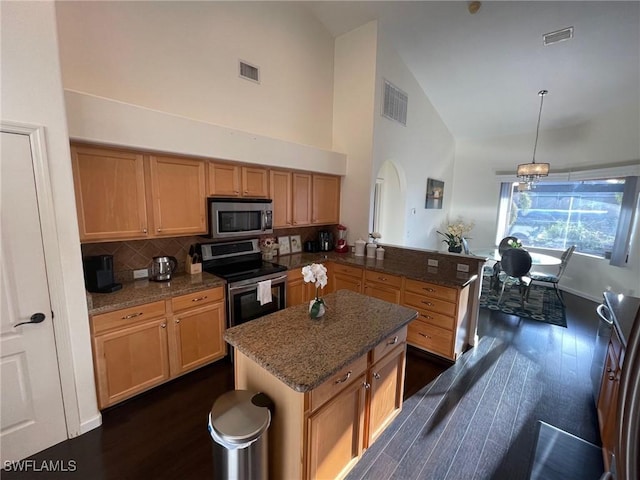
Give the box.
[499,178,634,259]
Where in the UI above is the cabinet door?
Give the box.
[93,317,170,409]
[242,167,269,198]
[364,283,401,304]
[71,144,148,242]
[367,345,406,446]
[292,173,312,226]
[169,301,226,376]
[597,341,620,468]
[306,374,366,480]
[208,162,241,197]
[270,170,293,228]
[149,156,207,236]
[334,273,362,294]
[312,174,340,225]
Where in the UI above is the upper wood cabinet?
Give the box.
[207,162,269,198]
[71,144,207,243]
[148,155,206,237]
[312,174,340,225]
[71,144,148,242]
[292,172,313,226]
[270,170,293,228]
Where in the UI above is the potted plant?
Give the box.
[437,219,474,253]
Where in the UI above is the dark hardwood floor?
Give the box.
[3,292,600,479]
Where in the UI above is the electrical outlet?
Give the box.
[427,259,438,267]
[456,263,470,272]
[133,268,148,279]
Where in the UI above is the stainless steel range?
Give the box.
[199,239,287,328]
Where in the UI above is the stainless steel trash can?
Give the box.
[208,390,272,480]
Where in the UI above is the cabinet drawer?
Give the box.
[372,327,407,364]
[407,319,453,359]
[403,291,456,317]
[404,279,457,303]
[92,300,166,335]
[310,354,367,412]
[413,308,455,331]
[332,263,363,279]
[364,270,402,289]
[171,287,224,312]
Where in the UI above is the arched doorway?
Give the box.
[373,160,406,245]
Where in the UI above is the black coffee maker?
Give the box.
[318,231,334,252]
[83,255,122,293]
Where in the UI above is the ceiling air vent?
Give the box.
[382,79,408,126]
[239,60,260,83]
[543,27,574,46]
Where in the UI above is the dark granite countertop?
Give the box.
[88,272,225,316]
[604,291,640,347]
[275,250,478,288]
[224,290,418,392]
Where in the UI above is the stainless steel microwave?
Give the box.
[207,198,273,240]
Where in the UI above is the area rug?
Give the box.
[479,276,567,327]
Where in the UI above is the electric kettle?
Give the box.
[150,256,177,282]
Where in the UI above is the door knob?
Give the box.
[15,312,46,327]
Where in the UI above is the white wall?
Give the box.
[332,22,378,243]
[377,160,405,246]
[372,28,456,250]
[452,102,640,300]
[1,1,100,432]
[55,1,335,150]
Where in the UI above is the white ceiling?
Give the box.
[307,1,640,140]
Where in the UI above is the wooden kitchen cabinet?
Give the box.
[292,172,313,226]
[312,174,340,225]
[597,327,623,470]
[148,155,207,237]
[287,265,330,307]
[364,270,402,304]
[71,144,149,242]
[207,162,268,198]
[331,263,363,294]
[168,288,226,376]
[270,170,293,228]
[71,144,207,242]
[402,278,469,360]
[91,287,226,409]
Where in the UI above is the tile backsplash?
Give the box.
[81,225,338,283]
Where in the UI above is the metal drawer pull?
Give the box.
[122,312,143,320]
[418,332,432,339]
[387,336,398,345]
[191,296,208,302]
[378,277,387,281]
[421,314,433,320]
[334,371,352,384]
[373,372,381,380]
[422,301,434,306]
[161,323,166,328]
[363,382,371,390]
[423,287,435,292]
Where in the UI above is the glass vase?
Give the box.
[308,292,326,319]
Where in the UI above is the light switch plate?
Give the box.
[133,268,148,279]
[456,263,470,272]
[427,259,439,267]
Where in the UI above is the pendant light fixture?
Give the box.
[517,89,551,189]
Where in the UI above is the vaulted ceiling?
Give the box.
[308,1,640,140]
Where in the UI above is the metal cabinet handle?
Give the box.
[142,228,148,234]
[363,382,371,390]
[596,304,614,325]
[418,332,431,339]
[609,374,615,381]
[175,319,180,324]
[373,372,381,380]
[161,323,166,328]
[423,287,435,292]
[122,312,143,320]
[378,277,387,281]
[192,296,208,302]
[15,312,46,328]
[421,314,433,320]
[157,227,162,232]
[422,301,434,307]
[334,371,352,384]
[387,336,398,345]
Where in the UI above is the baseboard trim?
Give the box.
[79,413,102,435]
[560,285,601,303]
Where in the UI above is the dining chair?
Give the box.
[491,236,519,292]
[526,245,576,306]
[497,247,532,308]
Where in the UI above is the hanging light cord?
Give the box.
[531,90,548,164]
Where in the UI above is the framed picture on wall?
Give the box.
[425,178,444,209]
[290,235,302,253]
[278,236,291,255]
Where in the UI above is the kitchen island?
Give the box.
[224,289,418,480]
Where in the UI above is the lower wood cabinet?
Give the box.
[286,265,330,307]
[91,287,226,409]
[331,263,363,294]
[363,270,402,304]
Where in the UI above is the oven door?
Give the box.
[228,274,287,327]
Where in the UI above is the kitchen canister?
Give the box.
[376,247,385,260]
[355,238,366,256]
[366,243,377,258]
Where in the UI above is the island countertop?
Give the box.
[224,289,418,392]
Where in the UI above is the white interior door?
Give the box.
[1,131,67,462]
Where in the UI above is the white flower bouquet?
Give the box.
[437,219,474,250]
